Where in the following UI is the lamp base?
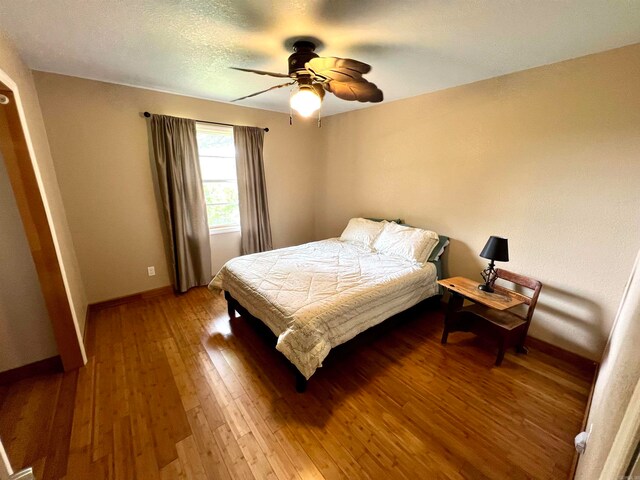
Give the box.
[478,283,494,293]
[480,260,497,293]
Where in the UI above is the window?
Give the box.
[196,123,240,233]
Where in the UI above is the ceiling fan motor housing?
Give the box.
[288,40,318,76]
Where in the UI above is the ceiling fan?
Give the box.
[231,40,383,119]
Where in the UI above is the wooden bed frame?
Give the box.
[224,290,442,392]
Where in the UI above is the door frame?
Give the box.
[0,437,12,480]
[599,367,640,478]
[0,69,85,370]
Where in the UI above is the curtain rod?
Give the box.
[143,112,269,132]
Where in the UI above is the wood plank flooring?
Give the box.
[0,287,594,479]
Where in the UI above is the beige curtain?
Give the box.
[149,114,212,292]
[233,126,273,255]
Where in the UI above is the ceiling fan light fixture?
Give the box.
[231,38,382,119]
[290,85,322,117]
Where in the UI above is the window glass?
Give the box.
[196,124,240,230]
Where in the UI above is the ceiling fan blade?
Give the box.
[305,57,372,83]
[231,81,295,102]
[230,67,291,78]
[312,83,326,100]
[325,80,383,103]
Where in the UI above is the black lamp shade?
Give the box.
[480,236,509,262]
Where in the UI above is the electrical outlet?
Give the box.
[147,266,155,276]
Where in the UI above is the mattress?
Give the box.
[209,238,439,379]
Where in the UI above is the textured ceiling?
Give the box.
[1,1,639,115]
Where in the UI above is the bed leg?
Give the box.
[295,372,307,393]
[224,292,236,319]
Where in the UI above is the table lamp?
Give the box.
[478,236,509,292]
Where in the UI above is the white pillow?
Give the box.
[340,218,386,248]
[373,222,439,264]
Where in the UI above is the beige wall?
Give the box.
[30,44,640,360]
[0,151,57,371]
[0,34,87,342]
[33,72,321,303]
[316,44,640,360]
[210,231,241,274]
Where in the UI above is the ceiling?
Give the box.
[1,1,639,116]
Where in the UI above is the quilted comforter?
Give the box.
[208,238,438,379]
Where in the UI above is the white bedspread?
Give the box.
[209,238,438,379]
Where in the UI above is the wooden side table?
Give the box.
[438,276,527,364]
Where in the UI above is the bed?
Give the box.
[209,218,449,391]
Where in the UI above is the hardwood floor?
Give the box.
[0,287,594,479]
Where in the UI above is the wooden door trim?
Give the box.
[0,437,13,479]
[0,79,85,370]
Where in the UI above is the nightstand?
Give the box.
[437,275,532,365]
